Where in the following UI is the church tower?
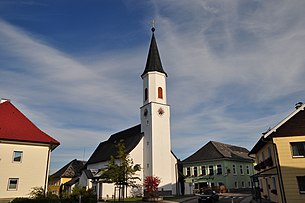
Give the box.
[140,26,174,193]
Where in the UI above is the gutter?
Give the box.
[272,141,287,203]
[44,145,52,196]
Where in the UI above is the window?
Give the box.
[194,167,198,177]
[186,167,191,176]
[272,177,277,190]
[8,178,19,190]
[262,151,265,161]
[144,88,148,101]
[248,181,251,188]
[268,146,272,158]
[216,165,222,175]
[208,165,214,175]
[233,164,236,175]
[201,166,206,175]
[240,165,244,175]
[194,183,199,189]
[297,176,305,194]
[260,179,263,192]
[246,165,250,175]
[13,151,23,162]
[234,181,238,188]
[158,87,163,99]
[291,142,305,157]
[242,181,245,188]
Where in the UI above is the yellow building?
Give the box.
[48,159,86,195]
[249,103,305,203]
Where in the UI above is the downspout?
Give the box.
[44,144,52,196]
[175,162,179,195]
[272,141,287,203]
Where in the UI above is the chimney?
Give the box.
[295,102,303,109]
[0,98,10,104]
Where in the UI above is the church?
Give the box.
[79,27,178,200]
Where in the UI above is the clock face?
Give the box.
[143,109,148,117]
[157,107,164,116]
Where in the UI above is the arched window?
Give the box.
[144,88,148,101]
[158,87,163,99]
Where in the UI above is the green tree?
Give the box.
[101,141,141,201]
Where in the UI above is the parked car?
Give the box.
[198,190,219,203]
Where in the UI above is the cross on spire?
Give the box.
[152,19,155,32]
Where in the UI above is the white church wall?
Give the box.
[128,138,144,197]
[170,153,178,195]
[151,103,172,190]
[143,71,167,105]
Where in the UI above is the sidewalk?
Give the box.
[239,195,275,203]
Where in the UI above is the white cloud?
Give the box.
[1,0,305,169]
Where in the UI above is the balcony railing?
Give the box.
[254,157,273,171]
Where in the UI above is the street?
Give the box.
[188,193,251,203]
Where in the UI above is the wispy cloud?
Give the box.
[1,0,305,172]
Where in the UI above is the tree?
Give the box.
[143,176,161,197]
[101,141,141,201]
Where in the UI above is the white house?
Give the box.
[0,99,60,200]
[79,27,178,200]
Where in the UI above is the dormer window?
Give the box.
[158,87,163,99]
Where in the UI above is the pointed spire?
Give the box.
[141,24,167,78]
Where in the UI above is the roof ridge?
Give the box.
[210,141,228,158]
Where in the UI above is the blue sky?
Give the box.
[1,0,305,173]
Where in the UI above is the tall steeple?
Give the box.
[140,25,175,194]
[141,26,167,78]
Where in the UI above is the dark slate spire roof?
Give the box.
[182,141,253,163]
[141,27,167,78]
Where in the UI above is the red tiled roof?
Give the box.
[0,101,60,149]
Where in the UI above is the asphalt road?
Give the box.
[189,193,251,203]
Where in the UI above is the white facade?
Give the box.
[141,70,176,193]
[0,141,51,199]
[80,29,178,199]
[80,139,144,200]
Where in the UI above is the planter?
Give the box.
[142,196,163,202]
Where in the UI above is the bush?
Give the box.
[11,186,97,203]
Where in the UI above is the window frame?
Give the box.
[216,164,222,175]
[193,166,198,177]
[240,165,244,175]
[201,166,206,176]
[7,178,19,190]
[208,165,214,175]
[158,87,163,99]
[233,164,237,175]
[12,151,23,163]
[186,167,191,177]
[291,142,305,157]
[246,165,250,175]
[144,88,148,101]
